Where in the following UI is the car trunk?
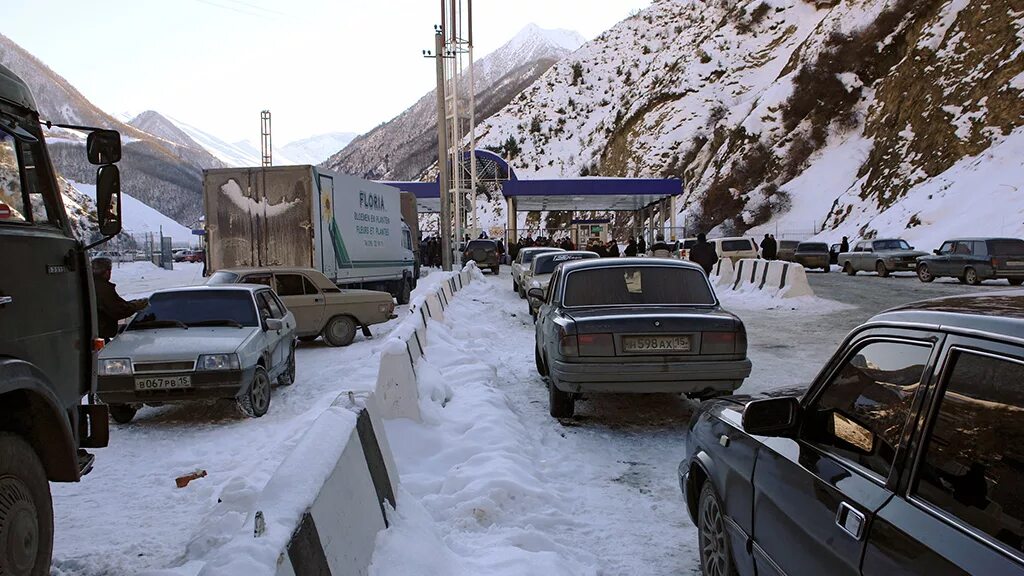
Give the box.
[468,244,496,262]
[563,307,744,357]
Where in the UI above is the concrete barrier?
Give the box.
[780,262,814,298]
[197,392,396,576]
[711,258,735,288]
[728,258,815,298]
[731,258,761,291]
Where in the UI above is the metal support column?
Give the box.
[669,194,677,240]
[506,197,517,244]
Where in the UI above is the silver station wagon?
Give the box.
[97,285,297,423]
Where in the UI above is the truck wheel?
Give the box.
[0,433,53,576]
[277,346,296,386]
[698,481,737,576]
[396,279,412,305]
[965,267,981,286]
[917,264,934,283]
[322,316,357,347]
[239,366,271,417]
[548,379,575,418]
[108,404,138,424]
[875,261,889,278]
[843,262,856,276]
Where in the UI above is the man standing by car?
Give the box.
[761,233,777,260]
[689,233,719,275]
[92,257,147,340]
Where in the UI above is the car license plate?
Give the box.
[622,335,691,353]
[134,375,192,391]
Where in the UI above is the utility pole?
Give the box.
[434,32,452,271]
[260,110,272,167]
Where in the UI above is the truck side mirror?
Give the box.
[87,130,121,165]
[95,165,122,237]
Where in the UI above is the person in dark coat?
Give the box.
[637,235,647,255]
[606,240,620,258]
[624,238,638,257]
[840,236,850,253]
[92,257,147,340]
[650,234,672,256]
[761,234,777,260]
[688,233,719,275]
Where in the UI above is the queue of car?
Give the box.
[523,251,599,318]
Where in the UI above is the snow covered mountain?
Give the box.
[323,23,585,180]
[281,132,357,165]
[0,33,216,227]
[72,181,195,244]
[471,0,1024,246]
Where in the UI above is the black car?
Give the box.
[532,258,751,418]
[463,239,501,274]
[917,237,1024,285]
[679,290,1024,576]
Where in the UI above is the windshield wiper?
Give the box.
[129,319,189,330]
[188,319,244,328]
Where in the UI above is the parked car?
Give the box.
[464,239,501,274]
[775,240,800,262]
[793,241,830,271]
[512,247,564,297]
[713,237,760,263]
[838,238,927,276]
[532,258,751,417]
[207,267,396,346]
[186,249,205,263]
[679,290,1024,576]
[173,249,193,263]
[916,237,1024,285]
[96,285,297,423]
[524,251,600,318]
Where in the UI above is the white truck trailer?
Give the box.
[203,165,417,303]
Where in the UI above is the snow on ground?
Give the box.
[51,264,432,575]
[73,181,196,245]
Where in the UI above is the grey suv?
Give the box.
[463,239,501,274]
[916,237,1024,285]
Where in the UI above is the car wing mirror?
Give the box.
[527,287,545,300]
[264,318,284,331]
[95,164,122,237]
[87,129,122,165]
[742,397,801,437]
[933,249,941,255]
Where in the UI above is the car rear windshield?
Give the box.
[129,290,258,329]
[534,253,598,275]
[721,239,752,252]
[563,266,716,307]
[523,249,558,264]
[205,271,240,285]
[780,240,799,249]
[874,239,911,251]
[797,243,828,251]
[990,239,1024,256]
[467,240,496,251]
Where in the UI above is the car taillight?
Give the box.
[702,332,737,354]
[559,333,578,356]
[992,257,1000,268]
[577,333,614,356]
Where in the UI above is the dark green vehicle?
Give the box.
[0,63,123,573]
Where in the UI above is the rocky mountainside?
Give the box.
[0,33,221,228]
[322,24,585,180]
[471,0,1024,246]
[282,132,357,165]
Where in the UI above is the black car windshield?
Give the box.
[467,240,496,251]
[534,252,598,275]
[128,290,258,329]
[205,271,240,285]
[990,239,1024,256]
[874,239,911,251]
[563,266,716,307]
[797,243,828,251]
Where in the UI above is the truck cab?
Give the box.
[0,62,121,574]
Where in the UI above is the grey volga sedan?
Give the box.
[793,241,830,271]
[532,258,752,418]
[97,285,296,423]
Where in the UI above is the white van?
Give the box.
[713,237,760,263]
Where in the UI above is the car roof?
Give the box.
[154,284,267,295]
[869,238,907,242]
[217,266,322,275]
[522,246,563,252]
[558,256,705,273]
[872,290,1024,341]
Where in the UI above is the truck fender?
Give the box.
[0,357,79,482]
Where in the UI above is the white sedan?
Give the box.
[512,247,564,297]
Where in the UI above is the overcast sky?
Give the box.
[3,0,649,144]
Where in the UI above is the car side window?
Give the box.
[802,340,932,479]
[912,350,1024,553]
[256,291,284,319]
[972,241,987,257]
[954,242,971,255]
[938,242,955,255]
[301,275,320,295]
[267,291,288,318]
[243,273,273,287]
[546,269,559,304]
[275,274,306,297]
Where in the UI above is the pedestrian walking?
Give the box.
[688,233,719,275]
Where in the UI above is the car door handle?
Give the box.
[836,502,866,540]
[719,434,730,447]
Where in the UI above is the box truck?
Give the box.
[204,165,417,303]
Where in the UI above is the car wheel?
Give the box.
[519,284,526,299]
[512,278,519,293]
[239,366,271,417]
[277,346,296,387]
[875,261,889,278]
[0,433,53,576]
[108,404,138,424]
[843,262,856,276]
[396,278,412,305]
[534,347,547,376]
[491,265,500,275]
[548,379,574,418]
[1009,279,1023,286]
[322,316,357,347]
[917,263,934,283]
[297,335,319,343]
[821,265,829,273]
[698,481,737,576]
[965,267,981,286]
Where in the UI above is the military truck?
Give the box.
[0,62,123,573]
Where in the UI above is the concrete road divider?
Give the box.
[728,259,814,299]
[710,258,735,288]
[196,392,396,576]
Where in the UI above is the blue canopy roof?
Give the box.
[378,181,440,213]
[502,178,680,211]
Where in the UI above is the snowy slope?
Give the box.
[323,23,585,180]
[281,132,357,165]
[72,181,195,244]
[470,0,1024,246]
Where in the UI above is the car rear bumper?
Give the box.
[884,260,920,271]
[993,269,1024,279]
[97,367,255,405]
[550,358,752,393]
[795,256,829,268]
